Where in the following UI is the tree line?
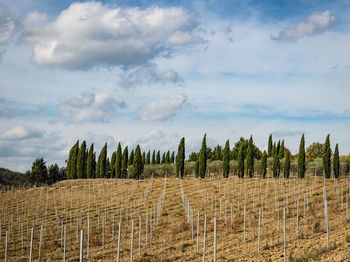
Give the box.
[62,133,342,180]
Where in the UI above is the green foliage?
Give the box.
[284,152,291,178]
[131,145,142,179]
[122,146,128,178]
[212,145,222,161]
[195,160,199,178]
[323,134,331,179]
[176,137,185,178]
[156,151,160,164]
[231,137,248,160]
[222,140,230,178]
[306,142,323,162]
[110,151,116,178]
[77,140,86,178]
[115,143,122,178]
[188,152,198,162]
[268,134,273,157]
[166,151,170,163]
[272,142,276,158]
[237,144,245,178]
[129,149,134,166]
[161,152,165,164]
[69,140,79,179]
[260,151,267,178]
[47,163,65,184]
[151,150,156,165]
[0,168,26,186]
[279,139,285,159]
[86,143,95,178]
[146,151,151,165]
[25,158,64,185]
[198,134,207,178]
[298,134,306,178]
[273,151,280,178]
[246,135,254,178]
[170,151,175,163]
[333,143,340,178]
[97,143,107,178]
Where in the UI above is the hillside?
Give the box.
[0,174,349,261]
[0,168,26,187]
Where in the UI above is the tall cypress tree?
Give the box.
[276,140,281,158]
[115,143,122,178]
[272,151,280,178]
[110,152,116,178]
[132,145,142,179]
[298,134,305,178]
[260,151,267,178]
[98,142,107,178]
[106,157,111,178]
[333,143,340,178]
[284,152,290,178]
[195,160,199,178]
[161,152,165,164]
[222,139,230,178]
[323,134,331,179]
[86,143,94,179]
[92,152,96,178]
[176,138,185,178]
[272,142,276,158]
[166,151,170,163]
[142,152,146,167]
[146,151,151,165]
[71,140,79,179]
[237,144,245,178]
[151,150,156,165]
[171,151,175,163]
[246,135,254,178]
[268,134,273,157]
[129,149,134,166]
[156,151,161,164]
[279,139,285,159]
[66,144,74,179]
[198,134,207,178]
[122,146,128,178]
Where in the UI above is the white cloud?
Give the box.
[0,7,15,44]
[24,1,200,69]
[23,11,48,25]
[271,130,304,138]
[273,11,335,41]
[138,94,187,121]
[0,125,43,140]
[119,63,184,89]
[59,92,126,123]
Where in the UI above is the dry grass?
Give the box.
[0,174,350,261]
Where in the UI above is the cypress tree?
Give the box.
[171,151,175,163]
[284,152,290,178]
[122,146,128,178]
[323,134,331,179]
[222,139,230,178]
[84,147,88,177]
[98,142,107,178]
[246,135,254,178]
[237,144,245,178]
[156,151,161,164]
[115,143,122,178]
[146,151,151,165]
[151,150,156,165]
[272,151,280,178]
[129,149,134,166]
[268,134,273,157]
[142,152,146,167]
[195,160,199,178]
[106,157,111,178]
[198,134,207,178]
[71,140,79,179]
[110,152,116,178]
[92,152,96,178]
[166,151,170,163]
[161,152,165,164]
[132,145,142,179]
[260,151,267,178]
[86,143,94,179]
[333,143,340,178]
[66,144,74,179]
[272,142,276,158]
[279,139,285,159]
[276,140,281,157]
[176,138,185,178]
[297,134,305,178]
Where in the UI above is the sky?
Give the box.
[1,0,350,172]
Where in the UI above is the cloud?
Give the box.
[23,11,48,25]
[273,11,335,41]
[0,96,46,118]
[24,1,200,69]
[59,92,126,123]
[119,63,184,89]
[138,94,187,121]
[0,5,16,60]
[271,130,304,138]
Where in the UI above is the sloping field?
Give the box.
[0,175,350,261]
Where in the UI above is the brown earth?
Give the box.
[0,174,350,261]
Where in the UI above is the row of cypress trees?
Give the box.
[65,133,341,180]
[65,141,178,180]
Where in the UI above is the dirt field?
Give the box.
[1,174,350,261]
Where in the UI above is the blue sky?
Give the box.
[1,0,350,171]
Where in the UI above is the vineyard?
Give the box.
[1,173,350,261]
